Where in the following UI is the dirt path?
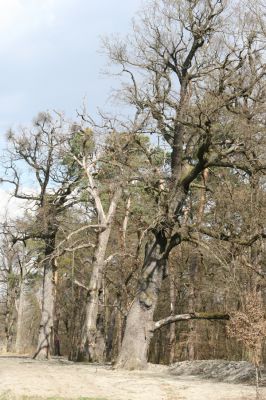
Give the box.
[0,356,264,400]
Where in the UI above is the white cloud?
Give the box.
[0,0,23,32]
[0,0,143,137]
[0,0,68,50]
[0,0,63,26]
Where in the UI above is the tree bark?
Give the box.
[15,271,26,353]
[168,259,176,364]
[187,169,208,360]
[4,304,14,353]
[77,228,110,362]
[115,170,189,370]
[53,268,62,356]
[187,256,197,361]
[33,236,56,360]
[76,186,122,362]
[106,302,117,361]
[115,234,168,369]
[4,263,16,353]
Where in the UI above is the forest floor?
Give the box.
[0,356,265,400]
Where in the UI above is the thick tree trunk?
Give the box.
[115,184,186,369]
[34,237,56,360]
[114,297,158,369]
[115,99,204,369]
[115,235,167,369]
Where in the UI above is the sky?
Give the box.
[0,0,143,219]
[0,0,143,143]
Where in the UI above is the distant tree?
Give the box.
[1,112,83,359]
[0,234,20,352]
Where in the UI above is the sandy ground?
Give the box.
[0,356,265,400]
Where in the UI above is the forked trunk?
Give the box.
[115,235,167,369]
[77,187,122,362]
[34,238,56,360]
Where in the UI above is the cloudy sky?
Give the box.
[0,0,143,142]
[0,0,143,218]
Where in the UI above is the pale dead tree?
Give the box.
[14,244,34,354]
[103,0,266,369]
[1,112,83,359]
[66,118,151,362]
[75,151,122,362]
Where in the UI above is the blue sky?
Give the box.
[0,0,143,145]
[0,0,143,218]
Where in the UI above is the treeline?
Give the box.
[0,0,265,370]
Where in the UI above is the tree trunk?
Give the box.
[77,187,122,362]
[4,278,16,353]
[168,259,176,364]
[115,234,167,369]
[106,304,117,361]
[187,251,198,361]
[187,169,208,360]
[106,297,123,362]
[77,228,111,362]
[33,237,56,360]
[115,183,186,369]
[53,268,62,356]
[4,307,14,353]
[15,275,26,353]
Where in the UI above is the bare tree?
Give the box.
[0,235,19,352]
[67,126,154,362]
[1,112,83,359]
[104,0,266,369]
